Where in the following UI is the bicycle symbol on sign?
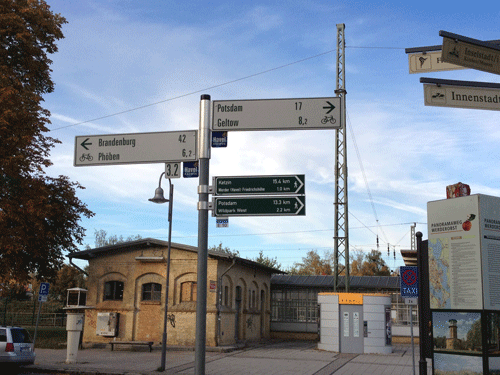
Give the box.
[79,153,93,162]
[321,115,337,124]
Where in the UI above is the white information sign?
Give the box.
[423,83,500,111]
[427,195,483,310]
[353,312,360,337]
[408,51,464,74]
[404,298,418,305]
[212,97,341,131]
[343,312,350,337]
[478,195,500,310]
[74,130,197,166]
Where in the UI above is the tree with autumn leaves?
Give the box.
[288,249,391,276]
[0,1,93,285]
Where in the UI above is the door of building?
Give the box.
[235,286,242,341]
[340,304,363,354]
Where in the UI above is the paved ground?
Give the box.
[24,341,433,375]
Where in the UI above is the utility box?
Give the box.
[96,312,119,336]
[318,293,392,354]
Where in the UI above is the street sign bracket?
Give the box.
[198,185,213,194]
[198,201,213,211]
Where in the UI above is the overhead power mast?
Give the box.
[333,23,349,292]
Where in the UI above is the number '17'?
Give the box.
[295,102,302,110]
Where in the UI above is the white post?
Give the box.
[65,312,84,364]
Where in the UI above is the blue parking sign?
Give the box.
[39,282,50,296]
[400,266,418,298]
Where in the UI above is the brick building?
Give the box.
[69,238,281,347]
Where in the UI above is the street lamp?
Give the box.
[149,171,173,372]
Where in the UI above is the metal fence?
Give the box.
[1,312,66,327]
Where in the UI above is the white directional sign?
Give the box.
[423,83,500,111]
[212,97,341,131]
[74,130,197,166]
[408,51,464,74]
[441,31,500,76]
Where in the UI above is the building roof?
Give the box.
[400,249,418,266]
[271,274,400,290]
[68,238,284,274]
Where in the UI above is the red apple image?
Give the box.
[462,221,472,231]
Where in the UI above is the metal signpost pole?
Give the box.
[410,304,415,375]
[416,232,427,375]
[33,297,42,348]
[194,94,211,375]
[33,282,49,348]
[160,179,173,372]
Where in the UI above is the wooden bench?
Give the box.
[110,341,154,352]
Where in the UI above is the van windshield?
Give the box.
[11,328,32,343]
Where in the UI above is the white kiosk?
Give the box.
[318,293,392,354]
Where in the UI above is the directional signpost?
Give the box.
[440,30,500,76]
[421,77,500,111]
[214,175,305,196]
[212,174,305,217]
[212,97,341,131]
[213,196,305,217]
[408,51,464,74]
[74,130,197,166]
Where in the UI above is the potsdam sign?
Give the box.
[213,196,305,217]
[212,97,341,131]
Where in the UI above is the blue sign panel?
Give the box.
[183,161,199,178]
[400,266,418,298]
[39,282,50,296]
[212,131,227,148]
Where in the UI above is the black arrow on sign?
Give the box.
[323,101,335,114]
[81,138,92,150]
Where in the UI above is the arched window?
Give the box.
[142,282,162,301]
[103,281,124,301]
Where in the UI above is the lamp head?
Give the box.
[148,186,169,204]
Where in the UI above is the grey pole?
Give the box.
[160,179,173,371]
[194,94,211,375]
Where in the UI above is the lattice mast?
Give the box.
[333,23,349,292]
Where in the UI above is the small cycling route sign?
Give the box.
[400,266,419,298]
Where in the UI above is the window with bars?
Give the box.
[271,289,318,323]
[142,282,162,301]
[103,281,124,301]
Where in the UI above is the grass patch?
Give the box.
[26,326,67,349]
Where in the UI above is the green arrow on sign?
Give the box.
[323,101,336,114]
[214,196,305,217]
[80,138,92,150]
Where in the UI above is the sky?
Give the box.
[41,0,500,271]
